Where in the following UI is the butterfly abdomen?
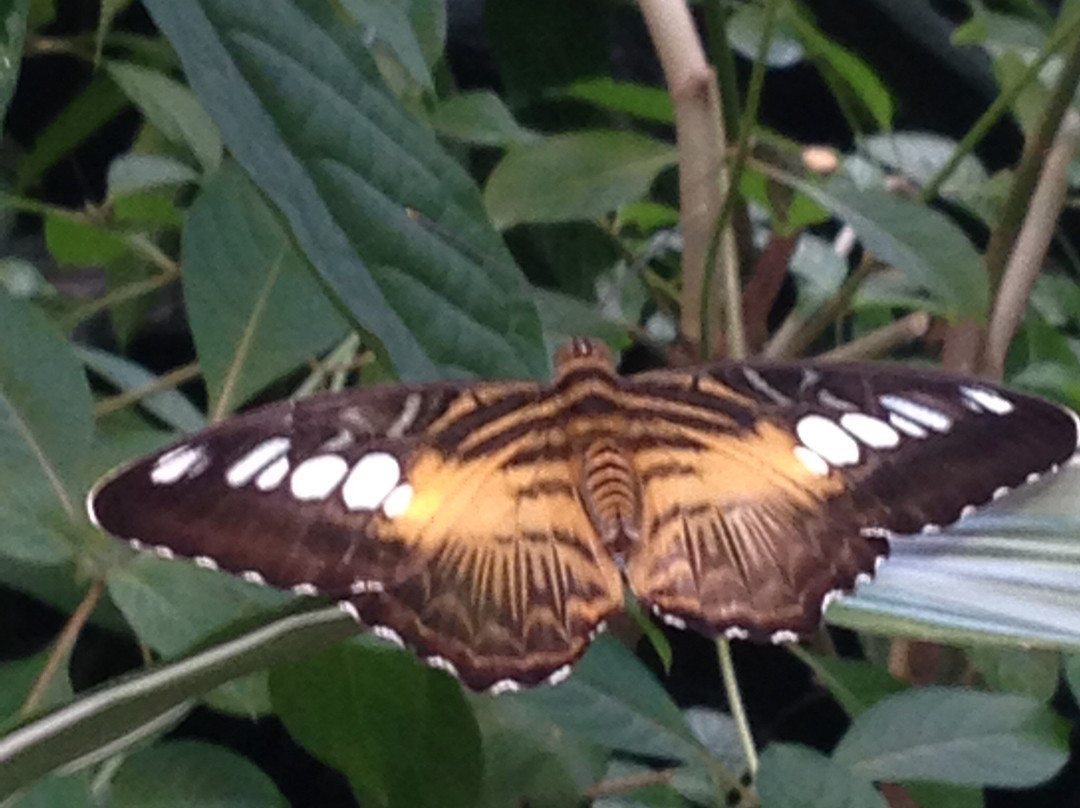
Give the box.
[579,439,642,548]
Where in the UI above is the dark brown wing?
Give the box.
[89,381,623,692]
[623,361,1079,641]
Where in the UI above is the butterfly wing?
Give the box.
[622,362,1079,640]
[89,381,624,692]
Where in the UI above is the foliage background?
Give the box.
[1,0,1080,806]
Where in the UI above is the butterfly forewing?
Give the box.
[89,340,1080,690]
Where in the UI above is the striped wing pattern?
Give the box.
[88,341,1080,691]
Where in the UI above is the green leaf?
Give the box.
[1065,655,1080,704]
[183,163,347,416]
[513,635,704,763]
[832,687,1069,787]
[903,781,985,808]
[76,346,205,434]
[16,75,129,192]
[6,775,90,808]
[485,131,677,229]
[788,11,894,130]
[0,606,359,799]
[271,642,482,808]
[44,215,127,266]
[142,0,546,381]
[794,652,907,717]
[106,61,223,172]
[337,0,433,89]
[0,290,92,563]
[966,645,1060,701]
[107,555,289,659]
[757,743,887,808]
[106,153,199,198]
[562,78,674,124]
[531,288,630,354]
[427,90,537,146]
[110,740,287,808]
[728,4,804,67]
[797,177,988,318]
[472,695,606,808]
[0,0,28,128]
[0,649,72,726]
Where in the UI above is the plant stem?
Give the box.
[637,0,729,352]
[700,0,782,360]
[919,9,1080,204]
[94,361,202,418]
[717,638,759,780]
[21,579,105,717]
[820,311,930,361]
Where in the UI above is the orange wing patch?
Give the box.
[365,433,623,689]
[625,418,877,638]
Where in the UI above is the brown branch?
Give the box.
[637,0,731,352]
[982,109,1080,380]
[819,312,930,362]
[21,579,106,717]
[94,361,202,418]
[586,768,677,799]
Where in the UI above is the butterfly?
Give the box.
[88,338,1079,693]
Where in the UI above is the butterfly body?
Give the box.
[89,341,1079,691]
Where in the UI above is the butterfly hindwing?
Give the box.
[623,361,1078,639]
[90,380,624,692]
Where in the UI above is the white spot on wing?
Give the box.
[194,555,219,570]
[292,582,319,596]
[373,625,405,648]
[840,413,901,449]
[153,545,175,560]
[488,679,521,695]
[225,437,290,488]
[724,627,749,640]
[879,395,952,433]
[341,452,401,511]
[546,665,573,686]
[255,456,290,491]
[796,415,861,466]
[661,613,686,629]
[242,570,266,585]
[793,445,830,476]
[290,455,348,501]
[888,412,928,438]
[426,655,458,676]
[960,386,1014,415]
[770,630,799,644]
[350,579,385,594]
[381,484,414,518]
[150,445,209,485]
[337,600,360,621]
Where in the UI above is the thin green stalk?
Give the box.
[718,638,759,780]
[983,11,1080,292]
[702,1,742,132]
[920,9,1080,204]
[701,0,782,359]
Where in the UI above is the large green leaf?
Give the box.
[336,0,434,90]
[109,740,287,808]
[183,164,347,416]
[0,0,28,128]
[0,291,92,563]
[6,775,90,808]
[107,555,289,659]
[485,132,677,229]
[0,606,359,799]
[427,91,538,147]
[832,687,1069,787]
[270,642,482,808]
[513,635,705,764]
[141,0,546,381]
[757,743,887,808]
